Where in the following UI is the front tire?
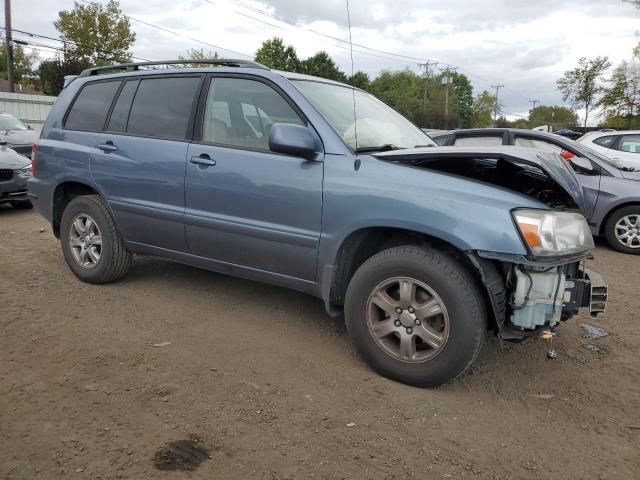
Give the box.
[345,246,486,387]
[604,206,640,255]
[60,195,132,284]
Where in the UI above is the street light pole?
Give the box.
[4,0,15,93]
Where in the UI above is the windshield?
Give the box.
[0,113,28,131]
[292,80,435,151]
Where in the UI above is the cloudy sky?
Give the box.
[11,0,640,122]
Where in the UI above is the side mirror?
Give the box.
[570,156,595,173]
[269,123,317,158]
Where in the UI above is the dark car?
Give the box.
[28,60,606,387]
[431,128,640,254]
[0,143,33,209]
[0,112,38,158]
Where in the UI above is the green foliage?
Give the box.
[38,47,91,96]
[54,0,135,65]
[472,90,497,128]
[451,73,473,129]
[528,105,578,130]
[254,37,300,71]
[301,51,347,82]
[347,71,371,91]
[598,61,640,123]
[178,48,219,61]
[0,42,39,84]
[369,69,422,120]
[556,56,611,128]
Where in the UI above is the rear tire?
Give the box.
[10,200,33,209]
[604,206,640,255]
[345,245,486,387]
[60,195,132,284]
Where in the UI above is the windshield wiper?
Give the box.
[355,144,403,154]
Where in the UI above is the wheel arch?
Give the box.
[52,181,102,238]
[599,201,640,236]
[326,227,500,328]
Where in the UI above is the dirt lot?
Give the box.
[1,206,639,480]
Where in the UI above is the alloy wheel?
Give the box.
[69,213,103,268]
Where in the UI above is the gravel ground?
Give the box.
[1,206,639,479]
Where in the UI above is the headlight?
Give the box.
[513,209,594,257]
[15,166,32,176]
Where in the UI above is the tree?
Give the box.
[54,0,135,65]
[179,48,219,61]
[254,37,300,71]
[38,46,91,96]
[528,105,578,130]
[556,56,611,130]
[598,61,640,126]
[347,71,371,91]
[301,51,346,82]
[369,69,423,121]
[0,42,39,84]
[472,90,497,128]
[451,73,473,129]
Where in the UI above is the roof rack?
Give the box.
[78,59,269,77]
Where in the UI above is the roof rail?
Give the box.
[78,59,269,77]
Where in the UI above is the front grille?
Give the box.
[0,169,13,181]
[11,145,32,158]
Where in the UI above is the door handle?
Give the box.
[97,141,117,152]
[190,154,216,166]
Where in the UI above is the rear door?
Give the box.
[184,75,324,281]
[90,75,203,252]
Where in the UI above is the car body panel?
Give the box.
[578,130,640,169]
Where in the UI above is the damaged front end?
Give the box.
[468,253,608,340]
[374,147,608,339]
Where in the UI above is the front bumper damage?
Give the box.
[467,251,608,341]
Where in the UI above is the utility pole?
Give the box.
[491,84,504,123]
[4,0,15,92]
[419,61,436,110]
[529,99,540,110]
[442,66,457,129]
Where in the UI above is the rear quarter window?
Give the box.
[593,135,618,149]
[514,137,563,154]
[65,81,121,132]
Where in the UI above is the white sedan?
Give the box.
[577,130,640,169]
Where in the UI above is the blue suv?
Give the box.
[29,60,607,387]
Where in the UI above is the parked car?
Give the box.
[29,60,606,387]
[577,129,640,170]
[0,143,33,209]
[0,112,38,158]
[431,128,640,254]
[555,129,582,140]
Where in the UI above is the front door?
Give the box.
[184,76,324,281]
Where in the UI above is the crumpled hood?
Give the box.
[0,148,31,169]
[373,146,585,211]
[0,128,38,146]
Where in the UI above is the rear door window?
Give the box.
[453,135,503,146]
[126,76,201,140]
[619,134,640,153]
[65,81,121,132]
[593,135,618,149]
